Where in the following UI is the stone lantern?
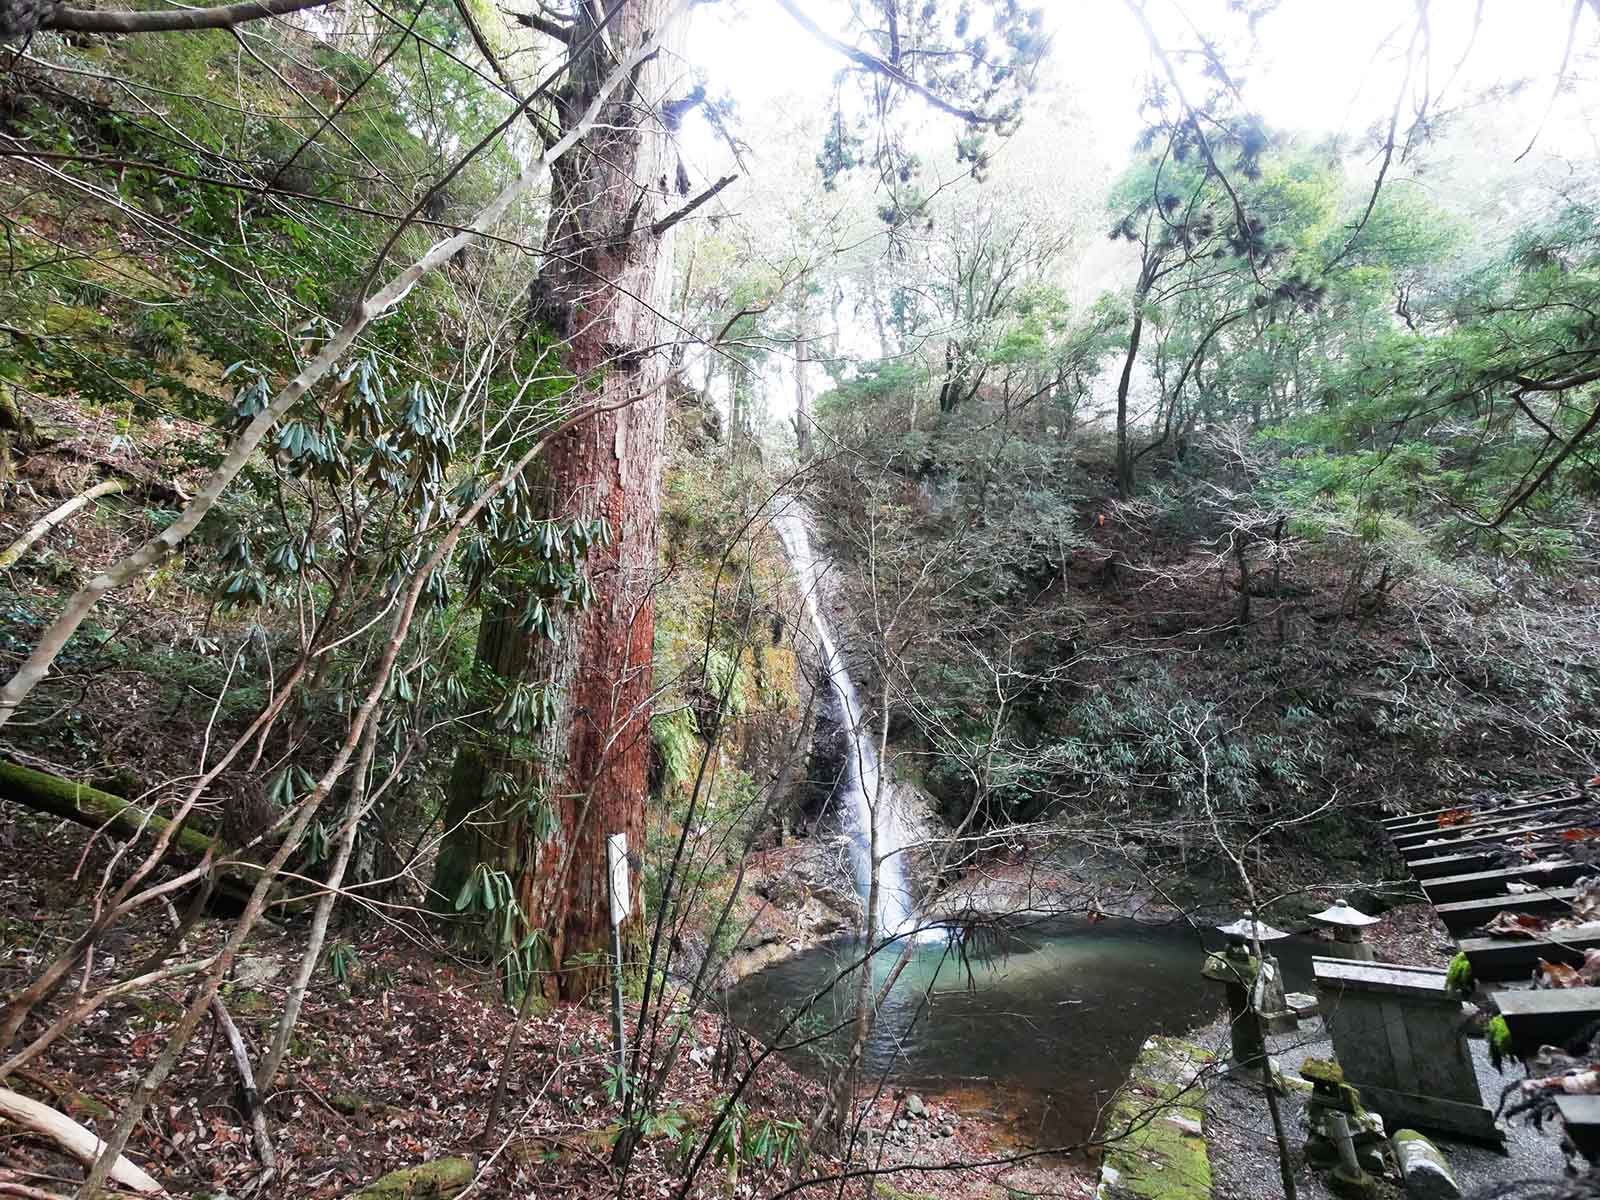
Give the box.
[1310,899,1380,962]
[1203,911,1295,1066]
[1215,911,1289,947]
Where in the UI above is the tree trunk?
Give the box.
[433,609,539,916]
[937,341,963,414]
[0,759,213,858]
[345,1158,472,1200]
[0,383,32,501]
[793,274,813,460]
[437,0,680,1002]
[0,1088,161,1194]
[1115,303,1146,498]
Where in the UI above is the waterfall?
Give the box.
[772,501,918,937]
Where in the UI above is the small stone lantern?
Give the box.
[1310,899,1380,963]
[1215,911,1289,948]
[1203,911,1295,1065]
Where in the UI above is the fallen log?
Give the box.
[0,1086,162,1194]
[343,1158,473,1199]
[0,759,213,859]
[0,759,265,902]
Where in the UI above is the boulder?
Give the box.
[1393,1130,1461,1200]
[905,1093,926,1118]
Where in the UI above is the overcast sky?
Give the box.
[684,1,1598,179]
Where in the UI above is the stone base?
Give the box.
[1329,1164,1379,1198]
[1357,1084,1503,1148]
[1261,1007,1299,1035]
[1320,941,1376,962]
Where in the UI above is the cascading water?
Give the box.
[772,501,918,937]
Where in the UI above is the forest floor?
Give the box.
[0,801,1093,1200]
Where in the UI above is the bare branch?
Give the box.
[45,0,331,34]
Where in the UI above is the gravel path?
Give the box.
[1198,1012,1567,1200]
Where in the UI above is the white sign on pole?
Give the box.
[607,833,630,927]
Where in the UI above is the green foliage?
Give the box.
[1445,952,1473,996]
[702,646,750,721]
[455,863,525,950]
[1486,1014,1513,1073]
[651,708,700,790]
[699,1099,804,1184]
[501,931,551,1004]
[327,942,360,985]
[129,308,190,365]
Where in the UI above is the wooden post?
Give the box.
[607,833,630,1104]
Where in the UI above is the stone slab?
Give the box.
[1434,888,1579,934]
[1355,1084,1503,1146]
[1286,991,1320,1018]
[1312,957,1452,998]
[1493,987,1600,1052]
[1421,862,1589,904]
[1554,1095,1600,1161]
[1314,959,1490,1133]
[1460,921,1600,982]
[1094,1037,1213,1200]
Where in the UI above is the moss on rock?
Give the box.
[345,1157,473,1199]
[1098,1037,1213,1200]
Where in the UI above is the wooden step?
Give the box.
[1435,888,1579,934]
[1407,849,1505,879]
[1493,987,1600,1053]
[1385,795,1582,835]
[1384,793,1579,834]
[1421,862,1591,904]
[1460,921,1600,982]
[1395,819,1593,857]
[1384,805,1466,828]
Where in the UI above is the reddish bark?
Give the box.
[439,0,681,1001]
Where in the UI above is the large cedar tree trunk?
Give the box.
[437,0,681,1001]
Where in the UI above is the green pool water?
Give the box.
[727,915,1319,1151]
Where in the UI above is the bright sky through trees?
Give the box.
[686,1,1598,176]
[675,0,1598,429]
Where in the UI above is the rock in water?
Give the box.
[906,1094,925,1118]
[1394,1130,1461,1200]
